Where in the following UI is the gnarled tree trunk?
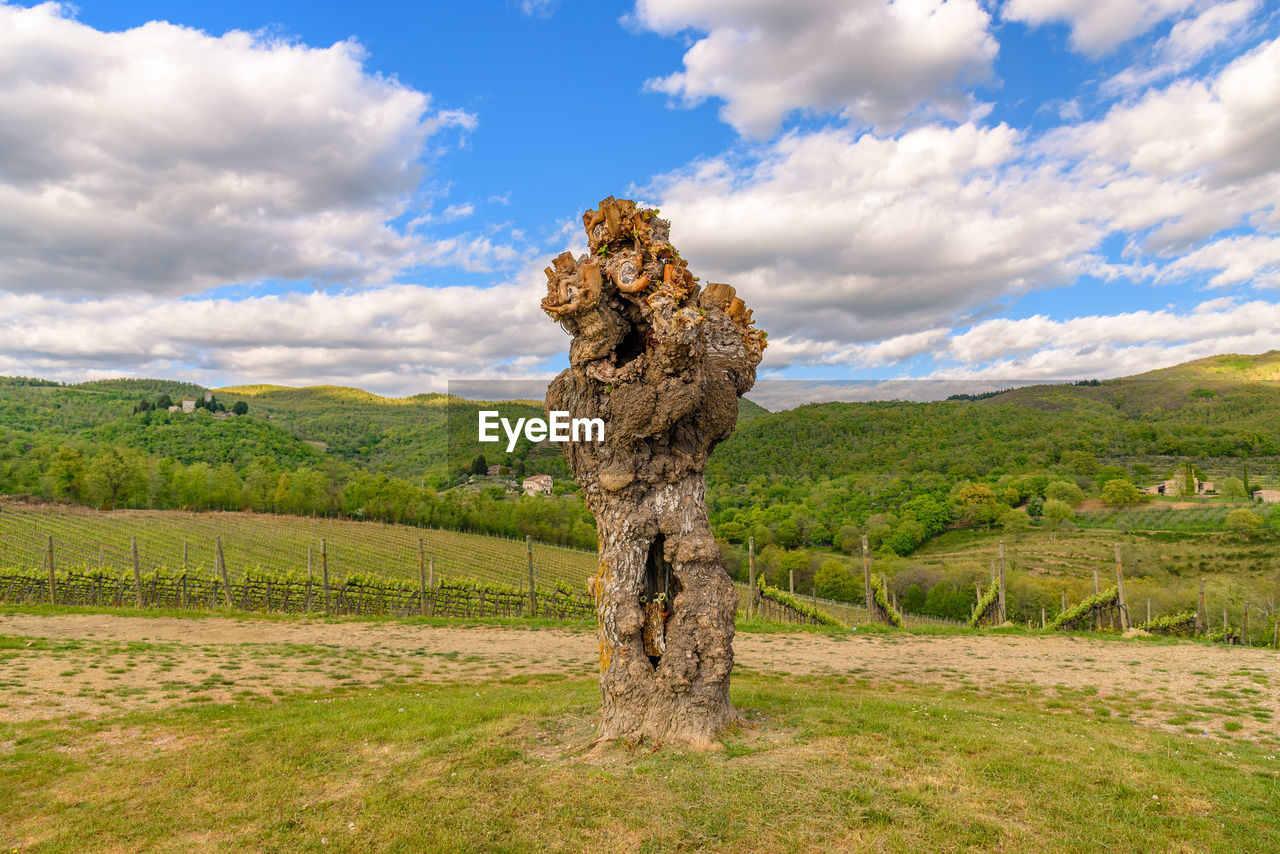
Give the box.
[542,196,764,748]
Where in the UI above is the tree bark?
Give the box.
[543,196,764,749]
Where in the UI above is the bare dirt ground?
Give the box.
[2,613,1277,740]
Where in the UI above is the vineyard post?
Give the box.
[747,536,756,619]
[1093,568,1101,632]
[1196,578,1206,635]
[321,539,331,614]
[1061,588,1067,615]
[997,541,1006,624]
[1223,607,1229,641]
[183,540,189,574]
[861,535,872,624]
[46,536,55,604]
[1040,606,1045,629]
[216,537,233,608]
[1147,598,1151,625]
[1272,618,1278,650]
[789,568,795,596]
[1114,544,1129,632]
[417,538,428,617]
[306,546,313,612]
[131,536,143,607]
[526,536,536,616]
[1242,602,1250,646]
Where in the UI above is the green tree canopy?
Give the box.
[1100,479,1141,509]
[1225,508,1263,538]
[1044,480,1085,506]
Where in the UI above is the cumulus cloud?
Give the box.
[1002,0,1201,55]
[1156,234,1280,288]
[1102,0,1260,94]
[1043,35,1280,262]
[634,0,998,137]
[0,280,568,395]
[643,32,1280,373]
[938,298,1280,380]
[0,2,479,298]
[650,121,1108,359]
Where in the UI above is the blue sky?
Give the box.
[2,0,1280,395]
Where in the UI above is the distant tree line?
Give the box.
[132,393,248,415]
[0,434,597,550]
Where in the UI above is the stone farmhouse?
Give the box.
[522,475,553,497]
[1141,476,1215,497]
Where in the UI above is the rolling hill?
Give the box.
[3,352,1279,583]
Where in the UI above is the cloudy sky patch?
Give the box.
[1,0,1279,394]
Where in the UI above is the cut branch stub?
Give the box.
[544,196,764,749]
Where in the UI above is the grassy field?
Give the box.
[0,499,599,589]
[2,610,1278,852]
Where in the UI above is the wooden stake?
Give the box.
[1114,544,1129,631]
[131,536,144,607]
[1196,577,1206,635]
[861,535,872,624]
[1147,598,1152,626]
[46,535,55,604]
[306,546,313,612]
[526,535,536,616]
[748,536,756,619]
[1272,618,1279,650]
[183,540,189,574]
[216,537,233,608]
[1093,567,1101,631]
[1040,606,1046,629]
[997,541,1006,624]
[789,568,795,596]
[1061,588,1067,615]
[418,538,428,617]
[321,538,331,614]
[1242,602,1249,646]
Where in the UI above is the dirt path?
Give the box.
[2,614,1277,739]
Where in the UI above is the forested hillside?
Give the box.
[3,352,1279,580]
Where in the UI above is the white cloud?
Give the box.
[0,2,479,298]
[635,0,998,137]
[515,0,561,18]
[652,121,1107,360]
[1157,234,1280,287]
[941,298,1280,379]
[0,279,568,395]
[645,32,1280,374]
[1002,0,1201,55]
[1049,36,1280,187]
[1102,0,1260,94]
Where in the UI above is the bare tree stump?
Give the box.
[543,196,764,749]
